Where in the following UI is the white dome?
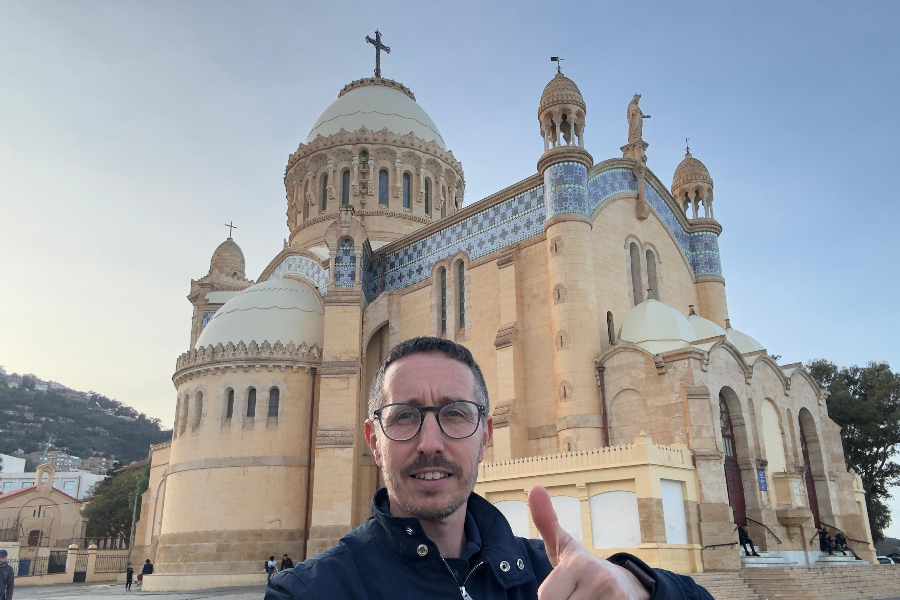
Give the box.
[725,327,765,354]
[195,278,324,349]
[620,299,697,354]
[307,79,446,149]
[688,313,726,340]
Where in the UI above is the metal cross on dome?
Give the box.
[225,221,237,238]
[551,56,565,74]
[366,30,391,78]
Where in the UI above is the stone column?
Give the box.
[539,146,603,452]
[65,544,78,576]
[351,156,360,196]
[85,544,98,582]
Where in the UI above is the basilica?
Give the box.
[131,45,875,590]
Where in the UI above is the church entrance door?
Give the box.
[800,419,821,526]
[720,394,747,525]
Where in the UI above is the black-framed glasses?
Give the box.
[373,401,486,441]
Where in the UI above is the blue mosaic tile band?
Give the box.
[266,254,328,297]
[689,231,723,277]
[545,161,589,217]
[364,253,382,302]
[368,185,545,292]
[201,310,216,330]
[334,238,356,287]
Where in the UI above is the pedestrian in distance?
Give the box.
[738,524,761,557]
[266,556,279,581]
[125,562,134,591]
[0,549,13,600]
[813,524,834,555]
[138,558,153,586]
[833,531,860,559]
[281,554,294,571]
[265,336,714,600]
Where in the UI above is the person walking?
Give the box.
[265,336,713,600]
[266,556,279,581]
[280,555,294,571]
[738,524,761,557]
[0,549,14,600]
[125,562,134,591]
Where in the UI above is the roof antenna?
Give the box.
[685,138,690,154]
[550,56,564,74]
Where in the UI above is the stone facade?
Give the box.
[133,70,875,589]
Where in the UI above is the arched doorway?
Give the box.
[799,415,821,526]
[720,393,747,525]
[356,323,389,525]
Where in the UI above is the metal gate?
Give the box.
[48,550,67,574]
[73,552,89,583]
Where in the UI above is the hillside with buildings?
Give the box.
[0,367,171,467]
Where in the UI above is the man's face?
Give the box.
[365,353,492,522]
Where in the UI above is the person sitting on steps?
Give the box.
[738,524,761,557]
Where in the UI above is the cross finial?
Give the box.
[550,56,565,74]
[225,221,237,239]
[685,137,691,154]
[365,30,391,78]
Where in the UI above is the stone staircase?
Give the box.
[741,547,797,568]
[689,572,762,600]
[739,566,900,600]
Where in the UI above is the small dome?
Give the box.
[620,299,697,354]
[195,278,324,349]
[538,73,586,117]
[307,78,446,149]
[210,238,246,279]
[688,313,726,340]
[725,326,765,354]
[671,152,713,193]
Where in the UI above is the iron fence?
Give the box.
[0,527,18,542]
[48,550,67,573]
[56,536,130,550]
[74,552,89,572]
[94,552,129,573]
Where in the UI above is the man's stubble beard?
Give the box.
[383,440,484,522]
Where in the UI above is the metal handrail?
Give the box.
[746,518,782,545]
[703,542,738,549]
[817,521,870,546]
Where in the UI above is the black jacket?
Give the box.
[141,563,154,575]
[0,562,13,600]
[281,558,295,570]
[266,488,713,600]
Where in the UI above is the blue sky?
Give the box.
[1,1,899,530]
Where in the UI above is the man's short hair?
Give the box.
[368,336,489,418]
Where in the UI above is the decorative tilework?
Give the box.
[334,238,356,287]
[266,254,328,297]
[545,161,589,218]
[364,254,382,302]
[201,310,216,330]
[368,185,545,293]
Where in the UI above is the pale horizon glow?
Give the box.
[2,1,900,534]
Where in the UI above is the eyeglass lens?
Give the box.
[379,401,480,441]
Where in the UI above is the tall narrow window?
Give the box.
[247,388,256,418]
[320,174,328,211]
[180,394,189,435]
[441,186,447,218]
[629,243,643,305]
[646,250,659,300]
[302,180,309,221]
[225,389,234,419]
[403,173,411,209]
[341,169,350,205]
[268,388,280,417]
[193,392,203,429]
[457,261,466,329]
[607,311,616,345]
[424,179,431,215]
[379,169,389,205]
[439,267,447,334]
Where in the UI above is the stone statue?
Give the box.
[627,94,651,143]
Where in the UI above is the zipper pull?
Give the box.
[459,586,473,600]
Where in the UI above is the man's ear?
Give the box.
[365,419,382,467]
[477,415,493,463]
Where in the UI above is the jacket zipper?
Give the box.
[441,558,484,599]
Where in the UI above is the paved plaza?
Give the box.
[13,582,265,600]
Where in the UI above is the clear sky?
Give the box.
[2,1,899,530]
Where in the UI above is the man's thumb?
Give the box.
[528,486,565,567]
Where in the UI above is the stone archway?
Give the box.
[356,323,390,524]
[719,388,751,525]
[798,408,824,527]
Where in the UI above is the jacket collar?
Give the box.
[369,487,536,589]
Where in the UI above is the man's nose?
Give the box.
[416,411,445,454]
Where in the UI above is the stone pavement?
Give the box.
[12,582,266,600]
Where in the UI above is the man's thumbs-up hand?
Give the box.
[528,486,652,600]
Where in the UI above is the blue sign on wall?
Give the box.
[757,469,768,491]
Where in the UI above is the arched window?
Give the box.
[457,261,465,329]
[268,388,280,417]
[439,267,447,334]
[341,169,350,205]
[629,242,643,306]
[225,389,234,419]
[403,173,411,209]
[607,311,616,345]
[424,179,431,215]
[379,169,389,205]
[179,394,189,435]
[192,392,203,429]
[302,180,309,221]
[247,388,256,418]
[646,250,659,300]
[320,174,328,211]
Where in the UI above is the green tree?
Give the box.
[82,462,151,538]
[807,359,900,542]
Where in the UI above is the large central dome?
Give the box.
[306,78,446,149]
